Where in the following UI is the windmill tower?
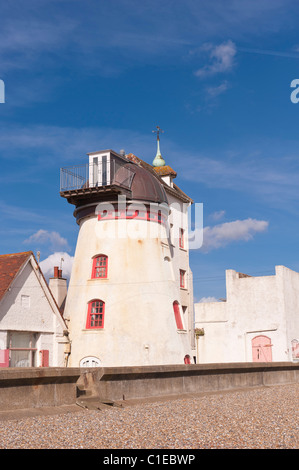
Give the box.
[60,131,194,367]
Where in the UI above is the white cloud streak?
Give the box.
[206,81,230,97]
[0,1,293,77]
[210,210,226,221]
[200,218,269,252]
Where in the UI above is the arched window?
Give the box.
[86,299,105,329]
[173,301,184,330]
[92,254,108,279]
[184,355,191,364]
[80,356,101,367]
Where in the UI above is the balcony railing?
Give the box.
[60,157,135,192]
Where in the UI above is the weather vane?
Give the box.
[152,126,166,167]
[152,126,164,141]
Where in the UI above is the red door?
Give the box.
[252,335,273,362]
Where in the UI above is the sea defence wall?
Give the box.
[0,362,298,412]
[81,362,299,402]
[0,367,81,411]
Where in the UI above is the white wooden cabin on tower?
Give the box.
[60,134,195,367]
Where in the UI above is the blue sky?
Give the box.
[1,0,299,302]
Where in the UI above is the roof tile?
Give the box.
[0,251,32,301]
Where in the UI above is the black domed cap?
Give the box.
[116,161,168,204]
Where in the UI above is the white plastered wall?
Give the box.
[194,266,299,363]
[64,210,193,367]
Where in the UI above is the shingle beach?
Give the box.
[0,384,297,449]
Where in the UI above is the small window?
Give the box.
[86,300,105,329]
[184,355,191,364]
[180,269,186,288]
[80,356,101,367]
[92,255,108,279]
[173,301,184,330]
[21,295,30,309]
[179,228,184,248]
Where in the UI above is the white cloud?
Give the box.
[210,210,226,221]
[175,144,299,210]
[200,218,269,252]
[24,229,70,252]
[0,17,77,71]
[195,40,237,78]
[206,80,230,97]
[198,296,219,303]
[39,252,74,281]
[0,124,152,164]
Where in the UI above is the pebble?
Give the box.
[0,384,297,449]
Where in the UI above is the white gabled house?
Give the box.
[0,251,69,368]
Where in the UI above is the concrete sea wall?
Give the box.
[0,368,81,411]
[0,362,298,412]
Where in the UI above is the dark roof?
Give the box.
[126,153,193,204]
[120,159,168,204]
[0,251,32,302]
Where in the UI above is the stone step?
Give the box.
[76,397,124,411]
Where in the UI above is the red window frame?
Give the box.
[180,269,186,288]
[173,301,184,330]
[86,299,105,329]
[92,255,108,279]
[179,228,184,248]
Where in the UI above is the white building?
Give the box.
[194,266,299,364]
[0,251,69,367]
[60,140,195,367]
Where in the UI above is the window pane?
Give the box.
[88,300,104,328]
[10,332,33,348]
[10,350,31,367]
[93,256,107,278]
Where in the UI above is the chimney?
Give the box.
[49,266,67,312]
